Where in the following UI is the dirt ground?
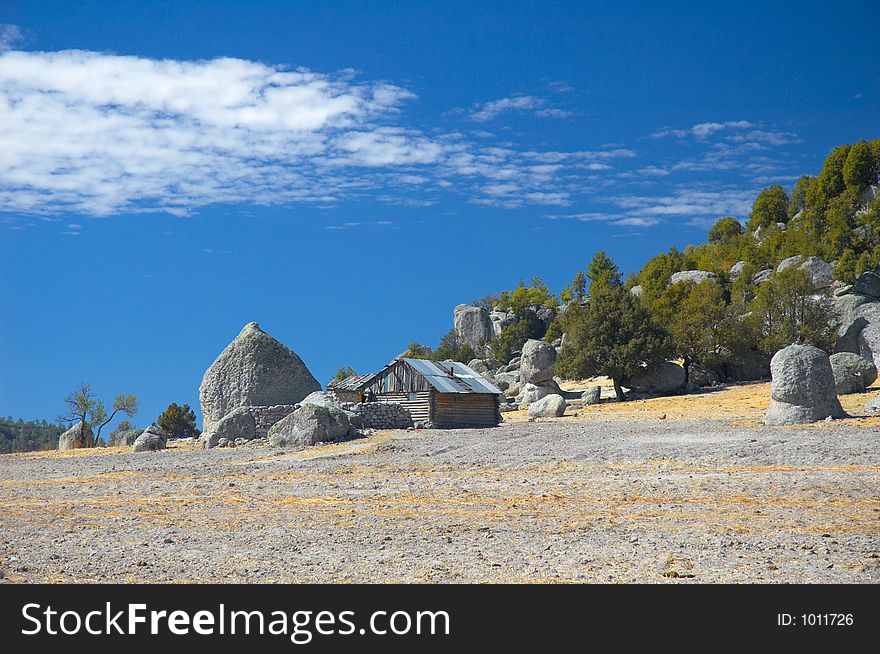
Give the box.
[1,380,878,584]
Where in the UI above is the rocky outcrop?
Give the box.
[689,363,723,387]
[519,339,556,384]
[752,269,773,285]
[622,361,685,395]
[454,304,493,347]
[581,386,601,405]
[516,380,562,406]
[669,270,717,286]
[107,429,141,447]
[729,261,746,280]
[527,394,567,418]
[763,345,845,425]
[204,407,256,449]
[853,271,880,299]
[629,285,643,297]
[829,352,877,395]
[133,425,166,452]
[267,403,354,449]
[776,255,833,290]
[199,322,320,432]
[834,301,880,368]
[58,422,92,450]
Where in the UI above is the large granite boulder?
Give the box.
[853,271,880,299]
[199,322,321,432]
[829,352,877,395]
[489,309,516,337]
[763,345,846,425]
[516,380,562,406]
[495,371,522,397]
[581,385,602,405]
[107,429,142,447]
[519,339,557,384]
[454,304,493,347]
[729,261,747,280]
[669,270,717,286]
[834,301,880,368]
[689,363,723,387]
[204,407,256,449]
[777,255,833,290]
[527,394,567,418]
[58,422,92,450]
[752,269,773,285]
[622,361,685,395]
[132,425,167,452]
[267,403,353,450]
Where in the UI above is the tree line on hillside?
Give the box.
[400,139,880,399]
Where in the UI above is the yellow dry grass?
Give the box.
[509,378,880,428]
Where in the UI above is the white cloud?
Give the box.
[653,120,753,139]
[467,95,572,122]
[0,49,625,218]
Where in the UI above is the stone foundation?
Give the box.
[350,402,413,429]
[245,404,298,438]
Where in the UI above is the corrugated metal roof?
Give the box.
[399,358,502,394]
[326,373,377,392]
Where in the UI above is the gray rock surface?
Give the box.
[453,304,493,347]
[763,345,845,425]
[853,271,880,298]
[516,380,562,406]
[829,352,877,395]
[132,425,167,452]
[689,363,723,387]
[729,261,746,279]
[799,256,834,289]
[629,285,643,297]
[864,394,880,413]
[623,361,686,394]
[204,407,256,449]
[752,269,773,285]
[834,301,880,368]
[527,394,567,418]
[267,404,353,449]
[519,339,557,384]
[581,386,601,405]
[776,255,804,273]
[107,429,142,447]
[199,322,321,431]
[669,270,717,286]
[58,423,92,450]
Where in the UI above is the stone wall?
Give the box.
[246,404,298,438]
[351,402,413,430]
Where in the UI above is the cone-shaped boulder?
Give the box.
[199,322,320,431]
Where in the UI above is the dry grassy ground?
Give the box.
[1,380,878,584]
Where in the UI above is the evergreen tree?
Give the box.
[557,253,671,400]
[748,185,790,231]
[157,403,199,439]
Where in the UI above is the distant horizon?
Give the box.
[1,1,878,427]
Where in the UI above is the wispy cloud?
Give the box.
[0,49,623,219]
[325,219,395,230]
[467,95,573,122]
[653,120,754,139]
[0,24,22,51]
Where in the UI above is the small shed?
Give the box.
[326,373,377,404]
[362,358,502,427]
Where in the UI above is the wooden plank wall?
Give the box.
[432,393,499,426]
[376,391,432,423]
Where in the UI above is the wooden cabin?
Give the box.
[361,358,503,427]
[326,373,377,404]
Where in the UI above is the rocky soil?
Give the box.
[1,394,878,583]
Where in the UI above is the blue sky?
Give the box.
[1,1,878,426]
